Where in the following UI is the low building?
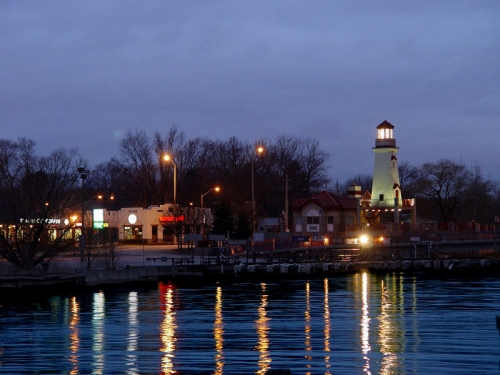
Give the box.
[86,203,218,245]
[291,190,362,245]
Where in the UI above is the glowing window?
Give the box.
[378,128,393,139]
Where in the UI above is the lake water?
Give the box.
[1,272,500,374]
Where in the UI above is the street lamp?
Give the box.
[201,186,220,226]
[163,154,177,208]
[77,167,90,265]
[251,146,264,233]
[201,186,220,211]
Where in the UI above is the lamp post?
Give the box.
[201,186,220,234]
[251,146,264,233]
[163,154,177,208]
[77,167,90,265]
[201,186,220,212]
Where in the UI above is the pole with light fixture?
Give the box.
[163,154,177,208]
[201,186,220,235]
[251,146,264,233]
[201,186,220,212]
[163,154,179,246]
[77,167,90,265]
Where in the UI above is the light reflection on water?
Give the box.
[68,296,80,375]
[214,286,224,375]
[323,278,331,374]
[160,284,177,374]
[256,283,271,374]
[0,272,500,374]
[126,291,138,375]
[92,291,105,374]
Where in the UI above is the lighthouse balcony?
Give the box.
[375,139,396,148]
[370,198,403,208]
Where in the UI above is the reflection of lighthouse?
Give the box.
[371,120,402,211]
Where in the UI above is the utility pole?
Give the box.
[284,173,289,232]
[77,167,90,266]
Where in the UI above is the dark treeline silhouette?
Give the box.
[87,126,331,223]
[1,128,499,270]
[341,159,499,224]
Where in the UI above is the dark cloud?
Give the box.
[1,1,499,182]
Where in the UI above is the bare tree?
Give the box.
[461,161,497,222]
[398,160,421,199]
[417,159,469,222]
[341,174,373,195]
[0,141,83,271]
[116,129,160,207]
[299,138,331,193]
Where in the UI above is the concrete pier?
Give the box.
[1,257,498,290]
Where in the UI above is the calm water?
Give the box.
[1,272,500,374]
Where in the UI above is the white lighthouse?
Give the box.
[371,120,402,209]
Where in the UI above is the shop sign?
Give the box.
[19,218,61,225]
[159,216,185,223]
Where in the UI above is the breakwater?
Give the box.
[2,257,499,291]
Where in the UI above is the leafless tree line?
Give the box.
[0,138,84,270]
[0,129,331,270]
[87,126,331,221]
[1,128,498,271]
[342,159,499,224]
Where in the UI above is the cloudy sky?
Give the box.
[1,1,499,183]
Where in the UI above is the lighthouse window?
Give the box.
[378,128,393,139]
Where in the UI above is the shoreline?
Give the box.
[1,257,500,295]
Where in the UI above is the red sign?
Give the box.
[159,216,184,223]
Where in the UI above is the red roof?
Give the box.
[291,190,358,211]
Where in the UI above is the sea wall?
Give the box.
[2,258,499,290]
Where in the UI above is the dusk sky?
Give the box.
[1,1,499,183]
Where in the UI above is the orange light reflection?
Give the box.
[69,296,80,375]
[160,285,177,374]
[213,286,225,375]
[256,283,271,374]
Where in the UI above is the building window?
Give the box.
[306,216,319,225]
[327,216,334,224]
[379,194,384,202]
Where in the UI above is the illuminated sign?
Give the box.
[93,209,104,222]
[128,214,137,224]
[159,216,185,223]
[19,218,61,225]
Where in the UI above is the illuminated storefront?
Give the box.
[116,204,176,244]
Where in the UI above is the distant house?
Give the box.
[291,189,362,245]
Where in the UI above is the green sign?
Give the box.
[93,221,104,229]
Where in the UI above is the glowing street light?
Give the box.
[251,146,264,233]
[163,154,177,207]
[201,186,220,211]
[201,186,220,236]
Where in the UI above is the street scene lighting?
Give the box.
[200,186,220,210]
[201,186,221,236]
[251,146,264,233]
[163,154,177,207]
